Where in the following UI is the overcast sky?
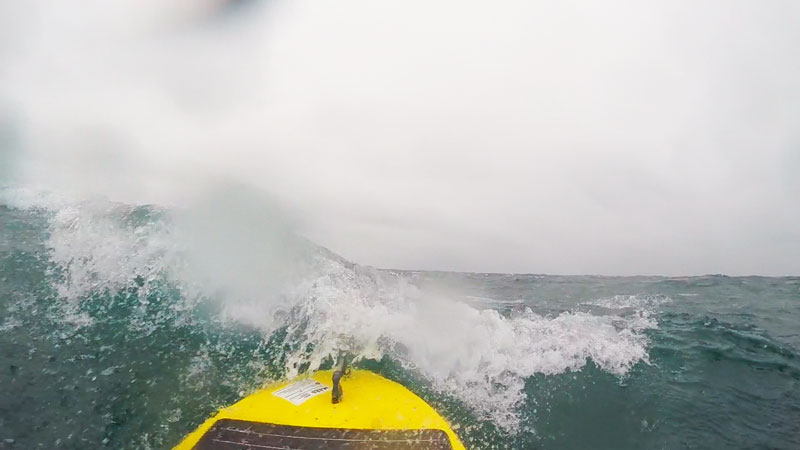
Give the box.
[2,0,799,275]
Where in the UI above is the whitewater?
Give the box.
[1,188,798,449]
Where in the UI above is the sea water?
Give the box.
[1,189,798,449]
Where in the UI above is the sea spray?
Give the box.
[2,188,655,433]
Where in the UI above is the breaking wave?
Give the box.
[1,187,657,432]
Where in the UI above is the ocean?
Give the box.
[1,189,798,449]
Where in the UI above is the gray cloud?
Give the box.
[1,0,799,275]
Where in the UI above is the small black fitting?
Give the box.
[331,355,348,404]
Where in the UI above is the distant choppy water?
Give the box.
[1,191,799,449]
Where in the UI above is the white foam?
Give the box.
[277,260,657,429]
[5,190,658,431]
[586,294,672,310]
[0,187,75,211]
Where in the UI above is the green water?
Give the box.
[1,198,799,449]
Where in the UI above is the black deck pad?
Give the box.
[193,419,455,450]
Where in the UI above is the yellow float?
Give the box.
[174,362,466,450]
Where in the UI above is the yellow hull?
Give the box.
[174,369,466,449]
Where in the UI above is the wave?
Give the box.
[0,187,658,431]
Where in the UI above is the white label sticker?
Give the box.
[272,379,331,405]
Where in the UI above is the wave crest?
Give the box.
[2,188,658,431]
